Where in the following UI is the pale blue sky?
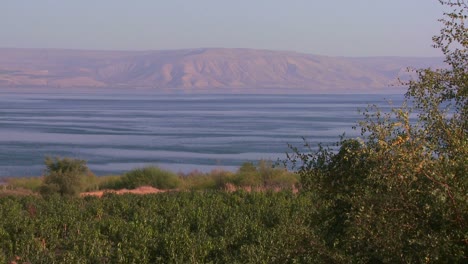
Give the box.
[1,0,445,56]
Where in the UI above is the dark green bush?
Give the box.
[112,166,181,190]
[39,157,95,197]
[287,1,467,261]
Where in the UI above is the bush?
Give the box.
[208,169,237,189]
[257,160,299,188]
[234,161,298,189]
[287,1,467,261]
[234,162,262,187]
[177,163,298,191]
[95,175,123,190]
[115,166,181,190]
[178,169,235,190]
[39,157,95,197]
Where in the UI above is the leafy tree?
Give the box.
[288,1,467,262]
[40,157,94,197]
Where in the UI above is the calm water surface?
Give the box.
[0,91,403,176]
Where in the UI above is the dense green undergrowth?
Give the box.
[0,191,320,263]
[284,1,467,261]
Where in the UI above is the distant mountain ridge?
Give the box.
[0,48,443,93]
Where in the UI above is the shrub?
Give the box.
[209,169,237,189]
[233,161,298,189]
[257,160,299,188]
[287,1,467,261]
[234,162,262,187]
[39,157,95,197]
[179,170,218,190]
[95,175,123,190]
[116,166,181,190]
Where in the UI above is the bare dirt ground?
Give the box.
[81,186,167,197]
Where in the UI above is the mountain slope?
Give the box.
[0,48,443,93]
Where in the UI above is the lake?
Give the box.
[0,90,403,176]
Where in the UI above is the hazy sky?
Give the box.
[1,0,445,57]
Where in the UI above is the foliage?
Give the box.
[178,169,236,190]
[287,1,467,262]
[235,162,262,187]
[4,162,298,194]
[107,166,181,190]
[3,177,43,192]
[39,157,95,197]
[232,161,298,189]
[155,161,297,191]
[93,175,122,190]
[0,191,317,263]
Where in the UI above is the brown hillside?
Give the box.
[0,48,443,93]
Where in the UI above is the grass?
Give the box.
[3,177,43,192]
[0,188,38,197]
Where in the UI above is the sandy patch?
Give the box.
[81,186,166,197]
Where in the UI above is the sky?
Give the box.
[0,0,445,57]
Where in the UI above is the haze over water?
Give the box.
[0,90,403,176]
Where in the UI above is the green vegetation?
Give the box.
[39,157,97,197]
[286,1,467,262]
[2,160,298,195]
[3,177,42,192]
[92,174,123,190]
[101,166,181,190]
[233,161,298,189]
[0,1,465,262]
[0,192,316,263]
